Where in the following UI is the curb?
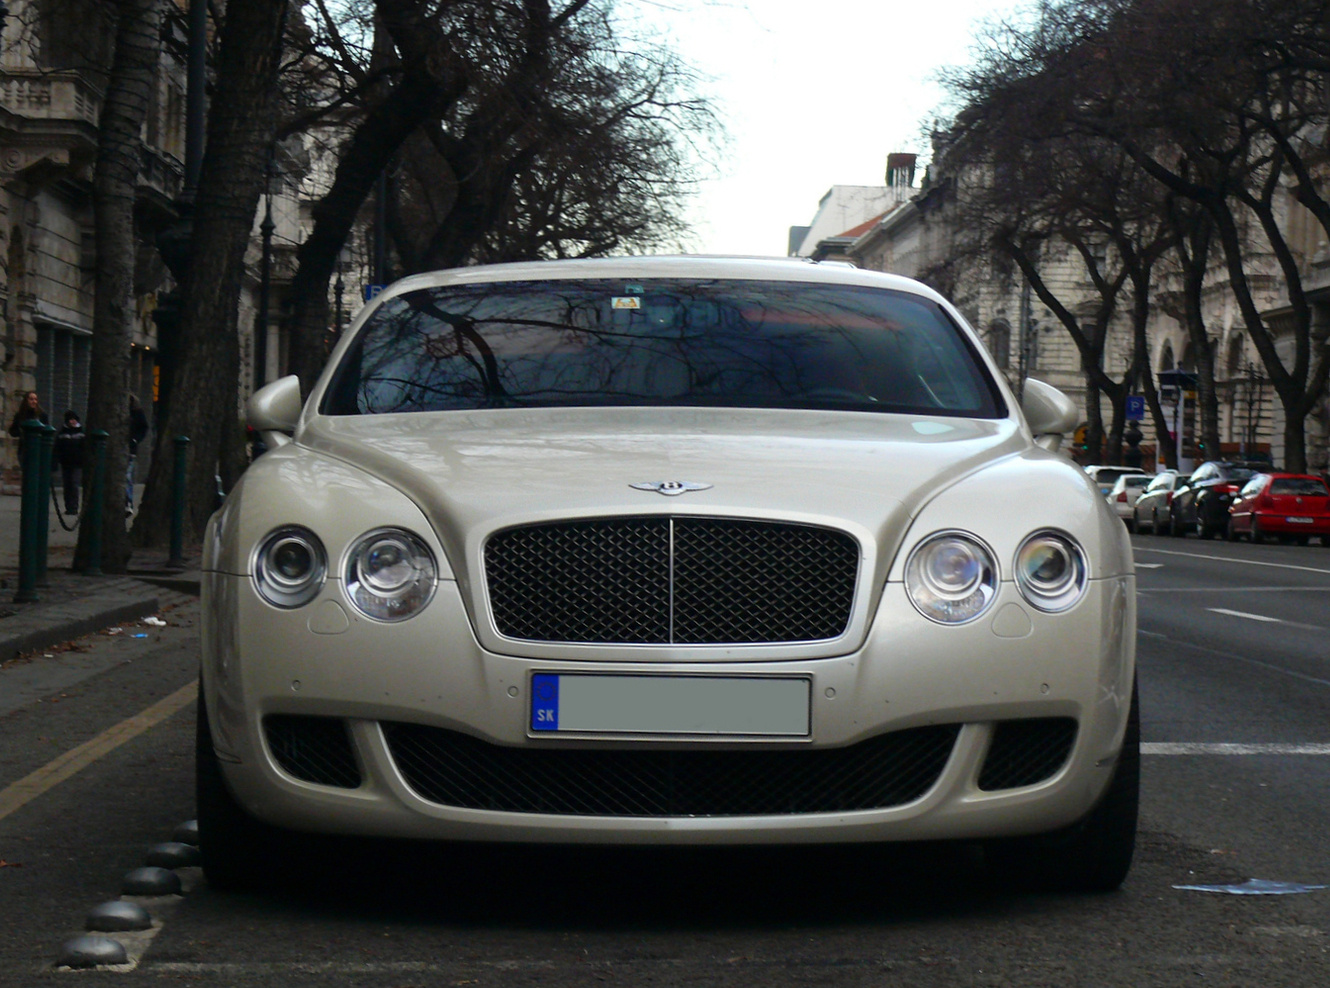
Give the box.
[0,595,161,663]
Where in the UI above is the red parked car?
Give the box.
[1227,473,1330,544]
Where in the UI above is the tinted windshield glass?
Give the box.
[1271,477,1329,496]
[322,279,1003,417]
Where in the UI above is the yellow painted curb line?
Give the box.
[0,680,197,822]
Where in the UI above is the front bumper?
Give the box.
[201,572,1135,845]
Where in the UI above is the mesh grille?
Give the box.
[382,722,959,816]
[265,715,361,789]
[977,718,1078,791]
[485,518,859,644]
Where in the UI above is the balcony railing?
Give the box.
[0,70,101,127]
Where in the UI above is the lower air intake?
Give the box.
[977,717,1078,791]
[382,722,960,816]
[265,715,361,789]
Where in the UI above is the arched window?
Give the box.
[1179,341,1195,372]
[1159,340,1175,372]
[1225,335,1243,378]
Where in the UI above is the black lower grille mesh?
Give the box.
[382,722,960,816]
[265,715,361,788]
[484,517,859,644]
[977,718,1078,791]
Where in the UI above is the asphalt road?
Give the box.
[3,538,1330,985]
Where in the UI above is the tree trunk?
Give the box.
[75,0,164,573]
[286,73,448,390]
[134,0,288,547]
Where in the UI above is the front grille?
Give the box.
[265,715,362,788]
[382,722,960,816]
[485,518,859,644]
[977,718,1078,791]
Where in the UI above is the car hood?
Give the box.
[299,406,1027,575]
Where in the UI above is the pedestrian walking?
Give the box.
[7,390,49,462]
[55,410,85,514]
[126,394,149,515]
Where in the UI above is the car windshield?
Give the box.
[1271,477,1329,496]
[1123,476,1150,488]
[322,279,1004,417]
[1219,465,1257,483]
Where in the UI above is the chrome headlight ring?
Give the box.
[253,526,328,608]
[345,528,437,621]
[904,530,999,625]
[1014,530,1088,612]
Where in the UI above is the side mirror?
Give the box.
[1020,379,1078,452]
[247,375,302,449]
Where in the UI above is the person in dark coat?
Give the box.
[7,390,49,463]
[126,394,149,514]
[55,410,85,514]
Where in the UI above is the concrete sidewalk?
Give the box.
[0,487,201,662]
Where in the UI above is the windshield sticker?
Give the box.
[611,297,641,310]
[625,284,644,294]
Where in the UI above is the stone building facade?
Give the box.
[839,151,1323,472]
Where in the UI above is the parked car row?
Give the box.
[1114,462,1330,544]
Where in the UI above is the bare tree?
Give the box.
[133,0,289,546]
[74,0,165,572]
[971,0,1330,470]
[283,0,713,392]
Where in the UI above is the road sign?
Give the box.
[363,284,386,302]
[1126,395,1145,421]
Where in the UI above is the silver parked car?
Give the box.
[1132,471,1182,535]
[199,257,1137,892]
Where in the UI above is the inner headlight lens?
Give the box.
[905,532,998,624]
[346,529,436,621]
[1015,531,1088,612]
[254,527,327,608]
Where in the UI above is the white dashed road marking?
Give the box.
[1207,608,1283,623]
[1145,743,1330,756]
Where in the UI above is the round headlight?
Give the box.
[345,529,436,621]
[1015,531,1087,612]
[905,532,998,624]
[254,526,327,608]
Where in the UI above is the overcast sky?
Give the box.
[636,1,1013,256]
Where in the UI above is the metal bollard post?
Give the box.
[85,429,108,577]
[36,424,56,586]
[168,436,190,569]
[13,419,45,602]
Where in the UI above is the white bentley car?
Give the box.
[199,256,1137,892]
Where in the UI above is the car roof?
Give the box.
[374,255,950,305]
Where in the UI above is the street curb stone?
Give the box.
[0,590,160,662]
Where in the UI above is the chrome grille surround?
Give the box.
[484,517,860,645]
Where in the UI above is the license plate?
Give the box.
[1287,516,1314,524]
[529,674,810,736]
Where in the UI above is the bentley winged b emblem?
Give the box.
[630,480,713,496]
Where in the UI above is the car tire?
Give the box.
[986,680,1140,894]
[1225,518,1237,542]
[197,693,286,892]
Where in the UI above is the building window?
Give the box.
[987,321,1011,370]
[35,324,92,420]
